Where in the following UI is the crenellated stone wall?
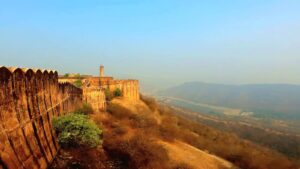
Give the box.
[0,67,82,169]
[104,79,140,101]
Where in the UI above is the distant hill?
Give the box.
[159,82,300,119]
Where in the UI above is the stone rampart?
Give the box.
[83,87,106,111]
[0,67,82,169]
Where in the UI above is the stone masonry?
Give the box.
[0,66,82,169]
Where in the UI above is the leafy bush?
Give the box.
[53,113,102,148]
[64,73,69,77]
[74,79,82,88]
[114,88,122,97]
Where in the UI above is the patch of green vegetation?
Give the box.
[64,73,70,77]
[114,88,122,97]
[74,73,81,78]
[53,113,102,148]
[74,79,82,88]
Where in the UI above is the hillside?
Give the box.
[159,82,300,119]
[51,96,298,169]
[103,98,235,169]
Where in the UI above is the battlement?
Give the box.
[0,66,82,169]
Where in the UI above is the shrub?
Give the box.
[53,113,102,148]
[114,88,122,97]
[64,73,69,77]
[74,79,82,88]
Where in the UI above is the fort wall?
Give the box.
[104,79,140,101]
[0,67,82,169]
[83,87,106,111]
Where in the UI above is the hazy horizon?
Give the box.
[1,0,300,90]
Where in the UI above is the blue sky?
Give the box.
[1,0,300,89]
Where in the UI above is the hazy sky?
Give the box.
[1,0,300,89]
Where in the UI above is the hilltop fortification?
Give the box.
[59,66,140,111]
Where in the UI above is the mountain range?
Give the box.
[159,82,300,119]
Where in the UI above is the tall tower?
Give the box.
[100,65,104,77]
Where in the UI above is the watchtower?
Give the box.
[100,65,104,77]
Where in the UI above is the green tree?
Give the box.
[64,73,70,77]
[52,113,102,148]
[74,79,82,88]
[114,88,122,97]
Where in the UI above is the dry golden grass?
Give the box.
[87,96,299,169]
[101,98,237,169]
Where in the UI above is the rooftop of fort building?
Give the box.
[59,66,114,80]
[58,66,139,85]
[58,75,114,79]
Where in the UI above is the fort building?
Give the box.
[58,65,140,111]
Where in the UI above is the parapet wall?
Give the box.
[101,79,140,101]
[0,67,82,169]
[115,80,139,101]
[83,87,106,111]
